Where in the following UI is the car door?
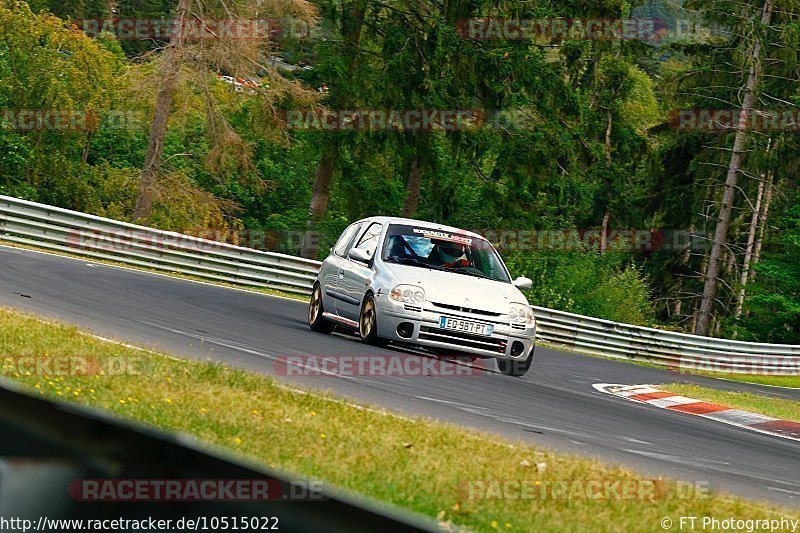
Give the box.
[337,222,383,320]
[322,222,363,317]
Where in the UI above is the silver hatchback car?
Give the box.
[308,217,536,376]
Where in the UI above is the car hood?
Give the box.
[381,263,528,313]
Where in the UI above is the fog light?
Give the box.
[511,341,525,357]
[397,322,414,338]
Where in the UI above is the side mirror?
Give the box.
[513,276,532,290]
[348,248,372,263]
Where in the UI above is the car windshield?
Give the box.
[382,224,511,283]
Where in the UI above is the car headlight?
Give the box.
[509,303,534,325]
[390,284,425,304]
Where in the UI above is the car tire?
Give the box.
[497,347,534,377]
[359,295,386,346]
[308,283,335,333]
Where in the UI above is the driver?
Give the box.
[432,241,470,268]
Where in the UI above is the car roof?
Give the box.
[352,216,485,240]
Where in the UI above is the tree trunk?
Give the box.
[81,133,93,165]
[134,0,192,222]
[743,172,773,319]
[724,247,736,276]
[299,144,336,259]
[734,177,764,319]
[402,157,424,217]
[689,297,698,333]
[750,171,773,282]
[599,107,612,254]
[693,0,773,336]
[604,109,613,166]
[599,210,610,253]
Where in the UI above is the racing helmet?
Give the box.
[438,242,465,263]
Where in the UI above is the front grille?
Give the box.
[431,302,503,317]
[419,325,507,353]
[404,304,422,312]
[511,323,526,330]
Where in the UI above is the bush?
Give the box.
[502,250,654,325]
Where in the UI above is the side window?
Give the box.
[333,223,362,257]
[352,223,383,259]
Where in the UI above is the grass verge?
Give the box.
[681,373,800,389]
[1,307,798,532]
[659,383,800,423]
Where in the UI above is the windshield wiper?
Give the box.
[448,268,492,280]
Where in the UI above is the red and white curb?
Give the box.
[593,383,800,442]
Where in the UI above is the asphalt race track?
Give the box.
[0,244,797,507]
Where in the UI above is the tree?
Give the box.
[299,0,367,258]
[0,0,119,205]
[134,0,318,222]
[134,0,192,221]
[735,193,800,342]
[694,0,774,336]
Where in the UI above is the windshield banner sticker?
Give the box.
[411,228,473,245]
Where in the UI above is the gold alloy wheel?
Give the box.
[360,298,376,339]
[309,285,322,324]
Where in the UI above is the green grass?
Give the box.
[1,307,798,532]
[681,372,800,389]
[659,384,800,423]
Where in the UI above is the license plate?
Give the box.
[439,316,494,336]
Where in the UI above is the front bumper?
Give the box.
[375,297,535,361]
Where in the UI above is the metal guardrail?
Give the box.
[1,194,798,375]
[532,307,799,374]
[0,195,320,295]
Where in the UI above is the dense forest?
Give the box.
[0,0,798,341]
